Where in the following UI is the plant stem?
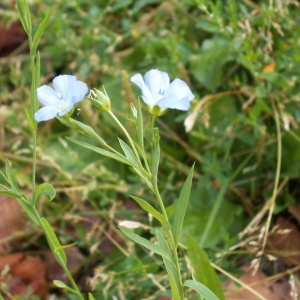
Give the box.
[261,101,282,253]
[31,131,37,201]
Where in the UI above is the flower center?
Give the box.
[158,86,166,96]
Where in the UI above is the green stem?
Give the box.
[152,182,183,299]
[32,131,37,201]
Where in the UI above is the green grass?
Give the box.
[1,0,300,299]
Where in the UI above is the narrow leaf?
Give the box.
[16,0,32,36]
[132,167,153,190]
[0,170,8,183]
[171,164,194,247]
[136,98,144,147]
[33,183,56,205]
[183,279,220,300]
[58,117,106,145]
[88,293,96,300]
[54,242,77,252]
[35,52,41,91]
[131,196,170,229]
[5,161,20,192]
[156,230,183,300]
[53,280,77,294]
[0,190,22,198]
[151,128,160,186]
[31,11,51,55]
[119,227,172,261]
[188,236,225,300]
[25,109,37,131]
[41,218,67,266]
[118,138,139,166]
[67,137,134,166]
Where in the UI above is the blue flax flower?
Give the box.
[34,75,88,122]
[130,69,194,115]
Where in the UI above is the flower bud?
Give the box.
[88,87,111,112]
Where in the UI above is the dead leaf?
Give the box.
[262,62,276,73]
[0,253,47,298]
[224,265,281,300]
[0,195,27,254]
[269,217,300,266]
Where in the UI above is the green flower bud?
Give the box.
[88,87,111,112]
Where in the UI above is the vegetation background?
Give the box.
[0,0,300,299]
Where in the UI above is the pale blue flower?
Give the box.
[130,69,194,114]
[34,75,88,122]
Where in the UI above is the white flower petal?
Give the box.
[130,73,156,106]
[34,106,60,122]
[158,79,194,111]
[53,75,76,102]
[37,85,59,106]
[144,69,170,103]
[72,80,88,104]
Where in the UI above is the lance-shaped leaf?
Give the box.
[183,279,220,300]
[132,168,153,190]
[30,54,40,114]
[58,117,107,146]
[118,138,139,166]
[67,137,135,167]
[131,196,170,229]
[188,235,225,300]
[136,99,144,147]
[26,109,37,131]
[171,164,194,247]
[0,190,22,198]
[156,230,183,300]
[33,183,56,205]
[41,218,67,267]
[119,227,172,261]
[88,293,96,300]
[5,161,20,192]
[31,11,51,55]
[53,280,77,294]
[151,128,160,186]
[16,0,32,36]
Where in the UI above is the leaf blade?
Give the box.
[183,279,220,300]
[119,227,172,261]
[131,196,170,229]
[171,164,194,246]
[33,183,56,205]
[67,137,135,166]
[188,235,225,300]
[31,11,51,55]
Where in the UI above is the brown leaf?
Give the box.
[224,265,281,300]
[0,253,48,299]
[0,195,27,254]
[269,217,300,266]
